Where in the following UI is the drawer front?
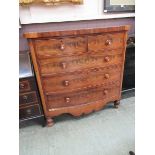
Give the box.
[39,50,123,75]
[19,91,38,105]
[19,104,41,120]
[46,81,120,109]
[88,32,124,52]
[35,36,87,58]
[19,80,30,92]
[43,64,122,94]
[19,77,39,93]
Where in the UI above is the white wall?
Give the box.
[19,0,135,24]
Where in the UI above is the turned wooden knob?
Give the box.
[103,90,108,95]
[23,95,28,100]
[104,73,110,79]
[63,80,69,86]
[60,43,65,50]
[65,97,70,103]
[60,62,67,69]
[93,68,98,72]
[20,83,25,89]
[104,56,110,62]
[105,40,111,46]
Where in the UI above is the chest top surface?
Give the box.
[24,26,130,38]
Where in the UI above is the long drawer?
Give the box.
[88,32,124,52]
[34,36,87,58]
[19,104,41,120]
[39,50,124,75]
[42,64,122,94]
[46,80,120,109]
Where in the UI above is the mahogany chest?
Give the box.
[24,26,129,127]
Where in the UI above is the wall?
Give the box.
[19,0,135,24]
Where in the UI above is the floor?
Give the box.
[19,91,135,155]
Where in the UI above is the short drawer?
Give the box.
[19,91,38,105]
[19,80,30,92]
[46,80,120,109]
[19,77,39,93]
[42,64,122,94]
[34,36,87,58]
[88,32,124,52]
[39,50,123,75]
[19,104,41,120]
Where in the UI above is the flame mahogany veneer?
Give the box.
[24,26,129,127]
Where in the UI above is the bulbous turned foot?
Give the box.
[46,117,54,127]
[114,100,120,108]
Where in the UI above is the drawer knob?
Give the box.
[65,97,70,103]
[104,74,110,79]
[26,109,32,115]
[19,83,25,89]
[60,44,65,50]
[104,56,110,62]
[103,90,108,95]
[63,80,70,86]
[23,95,28,100]
[61,62,67,69]
[105,40,111,46]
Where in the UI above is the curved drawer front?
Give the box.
[88,32,124,52]
[19,91,38,105]
[46,81,120,109]
[39,50,123,75]
[34,36,87,58]
[42,64,122,93]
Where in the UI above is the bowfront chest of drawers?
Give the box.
[24,26,129,127]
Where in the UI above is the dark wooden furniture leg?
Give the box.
[129,151,135,155]
[41,117,47,127]
[46,117,54,127]
[114,100,120,108]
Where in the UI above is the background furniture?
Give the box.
[19,51,43,122]
[104,0,135,12]
[24,26,129,127]
[122,36,135,90]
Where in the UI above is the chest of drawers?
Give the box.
[19,52,43,121]
[24,26,129,127]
